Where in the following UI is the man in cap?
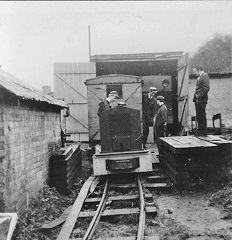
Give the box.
[193,66,210,136]
[97,90,119,116]
[153,96,167,153]
[142,86,158,149]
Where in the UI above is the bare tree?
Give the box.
[190,33,232,73]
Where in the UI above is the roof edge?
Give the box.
[90,51,184,62]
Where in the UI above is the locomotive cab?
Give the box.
[93,105,153,176]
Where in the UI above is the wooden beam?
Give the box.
[56,176,96,240]
[109,183,137,189]
[78,206,157,218]
[85,193,153,203]
[143,183,170,188]
[76,236,159,240]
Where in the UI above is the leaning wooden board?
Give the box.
[56,176,96,240]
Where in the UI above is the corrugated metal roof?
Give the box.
[91,51,184,62]
[0,69,67,108]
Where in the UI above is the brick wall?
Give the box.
[188,77,232,128]
[0,104,5,211]
[0,103,61,212]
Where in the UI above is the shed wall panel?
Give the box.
[54,62,96,141]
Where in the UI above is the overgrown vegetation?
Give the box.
[190,33,232,72]
[12,183,82,240]
[209,184,232,219]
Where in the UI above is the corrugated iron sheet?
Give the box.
[0,69,67,108]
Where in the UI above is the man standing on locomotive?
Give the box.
[193,66,210,136]
[154,96,167,153]
[97,90,119,116]
[142,86,158,149]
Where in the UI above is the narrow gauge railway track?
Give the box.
[56,174,160,240]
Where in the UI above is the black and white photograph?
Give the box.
[0,1,232,239]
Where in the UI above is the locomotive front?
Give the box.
[93,105,153,176]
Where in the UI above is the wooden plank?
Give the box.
[172,136,217,148]
[159,137,185,150]
[78,206,157,218]
[96,149,148,156]
[198,135,232,145]
[109,183,137,189]
[146,175,167,183]
[40,206,72,229]
[76,236,159,240]
[88,176,102,197]
[147,174,166,180]
[85,194,153,203]
[143,183,170,188]
[56,176,96,240]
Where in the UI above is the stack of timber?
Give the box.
[50,144,82,194]
[159,135,232,186]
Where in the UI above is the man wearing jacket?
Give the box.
[154,96,167,152]
[193,66,210,136]
[97,91,119,116]
[142,86,158,149]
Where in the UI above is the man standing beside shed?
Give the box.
[142,86,158,149]
[193,66,210,136]
[154,96,167,152]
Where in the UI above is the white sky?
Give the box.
[0,1,232,90]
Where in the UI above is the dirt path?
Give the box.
[155,191,232,239]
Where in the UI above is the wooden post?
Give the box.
[88,25,91,62]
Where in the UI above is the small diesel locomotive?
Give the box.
[93,104,153,176]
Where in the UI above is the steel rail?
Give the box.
[82,176,109,240]
[137,175,146,240]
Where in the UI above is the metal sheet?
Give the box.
[0,69,67,108]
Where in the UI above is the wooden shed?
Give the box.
[54,52,189,142]
[85,74,142,141]
[91,52,189,136]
